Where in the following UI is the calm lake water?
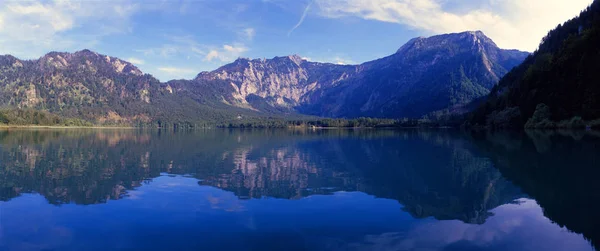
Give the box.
[0,129,598,251]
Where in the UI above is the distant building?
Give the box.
[236,114,243,120]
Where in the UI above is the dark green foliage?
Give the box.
[220,117,450,129]
[525,103,553,128]
[557,116,587,129]
[0,109,92,126]
[485,107,522,129]
[525,103,593,129]
[0,112,8,124]
[470,0,600,128]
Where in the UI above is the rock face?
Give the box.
[0,31,528,124]
[192,31,528,118]
[0,50,170,123]
[192,55,356,112]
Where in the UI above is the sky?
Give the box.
[0,0,594,81]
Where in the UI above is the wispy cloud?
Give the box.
[136,45,179,58]
[135,34,207,59]
[205,44,249,62]
[332,56,354,65]
[314,0,593,51]
[308,55,354,65]
[136,34,249,63]
[157,67,198,76]
[242,28,255,40]
[126,57,145,65]
[288,0,314,37]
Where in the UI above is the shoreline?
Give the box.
[0,125,136,129]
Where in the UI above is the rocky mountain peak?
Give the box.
[233,57,251,64]
[464,30,498,49]
[74,49,99,57]
[38,49,144,76]
[286,54,304,65]
[396,31,499,55]
[0,55,24,68]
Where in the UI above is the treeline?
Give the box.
[0,108,460,129]
[0,109,93,127]
[524,103,600,129]
[218,117,456,129]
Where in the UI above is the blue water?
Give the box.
[0,129,597,251]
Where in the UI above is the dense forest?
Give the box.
[218,117,456,129]
[468,0,600,129]
[0,109,92,127]
[0,107,460,129]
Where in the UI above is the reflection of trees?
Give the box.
[326,131,522,224]
[0,129,521,226]
[0,130,158,205]
[470,130,600,249]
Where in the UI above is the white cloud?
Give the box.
[315,0,594,51]
[0,0,139,58]
[308,55,354,65]
[156,66,198,80]
[127,57,145,65]
[136,34,250,71]
[204,50,219,61]
[224,44,248,53]
[333,57,354,65]
[205,50,220,61]
[204,44,249,62]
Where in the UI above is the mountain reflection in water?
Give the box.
[0,129,597,251]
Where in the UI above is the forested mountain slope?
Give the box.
[469,1,600,128]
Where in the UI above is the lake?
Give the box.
[0,129,598,251]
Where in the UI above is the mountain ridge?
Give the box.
[0,31,528,126]
[190,31,528,118]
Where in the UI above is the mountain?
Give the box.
[0,50,267,126]
[191,55,356,113]
[0,31,527,126]
[0,50,160,123]
[469,1,600,128]
[190,31,528,118]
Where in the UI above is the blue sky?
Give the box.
[0,0,593,81]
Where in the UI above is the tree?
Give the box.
[525,103,554,128]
